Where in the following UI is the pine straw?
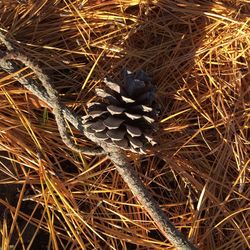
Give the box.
[0,0,249,249]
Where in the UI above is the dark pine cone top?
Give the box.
[82,70,160,154]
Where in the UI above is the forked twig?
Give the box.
[0,32,197,250]
[0,44,104,155]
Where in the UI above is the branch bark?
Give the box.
[0,31,197,250]
[109,149,196,250]
[0,50,104,155]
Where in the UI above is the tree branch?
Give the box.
[109,149,196,250]
[0,31,197,250]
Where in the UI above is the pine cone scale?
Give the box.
[128,135,143,148]
[89,110,108,118]
[107,105,125,115]
[126,124,142,137]
[107,129,126,141]
[121,96,135,103]
[90,120,106,132]
[104,79,123,94]
[114,138,129,150]
[95,132,109,140]
[103,116,124,129]
[124,112,141,120]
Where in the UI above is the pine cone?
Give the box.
[82,70,159,154]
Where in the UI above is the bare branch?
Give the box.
[0,31,197,249]
[98,145,197,250]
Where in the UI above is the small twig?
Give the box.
[0,40,104,155]
[0,31,197,250]
[3,52,104,155]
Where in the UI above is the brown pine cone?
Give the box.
[82,70,160,154]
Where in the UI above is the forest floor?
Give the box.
[0,0,249,249]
